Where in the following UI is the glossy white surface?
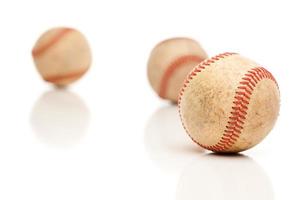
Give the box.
[0,0,298,199]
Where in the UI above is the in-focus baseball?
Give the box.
[147,38,208,103]
[178,53,280,153]
[32,27,92,86]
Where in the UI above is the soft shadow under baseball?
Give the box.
[144,105,204,174]
[176,154,274,200]
[30,89,90,147]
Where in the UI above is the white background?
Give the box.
[0,0,297,199]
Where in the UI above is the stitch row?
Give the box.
[178,52,236,150]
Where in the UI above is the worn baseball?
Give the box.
[178,53,280,153]
[32,27,92,86]
[147,38,208,103]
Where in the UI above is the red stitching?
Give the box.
[44,68,89,83]
[158,55,204,99]
[177,52,236,103]
[237,86,252,96]
[32,28,73,57]
[239,81,254,90]
[178,54,279,152]
[178,52,237,150]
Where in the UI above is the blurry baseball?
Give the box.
[32,27,92,86]
[147,38,208,103]
[178,53,280,153]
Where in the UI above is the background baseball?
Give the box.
[179,53,280,153]
[32,27,92,86]
[147,38,208,102]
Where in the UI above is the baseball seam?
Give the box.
[32,28,73,57]
[178,52,237,149]
[203,67,278,152]
[159,55,204,99]
[178,53,278,152]
[44,68,89,83]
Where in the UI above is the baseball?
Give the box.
[178,53,280,153]
[147,37,208,103]
[32,27,92,86]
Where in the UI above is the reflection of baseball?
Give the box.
[177,155,274,200]
[32,27,92,86]
[147,38,208,103]
[179,53,280,153]
[144,106,203,174]
[30,90,90,147]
